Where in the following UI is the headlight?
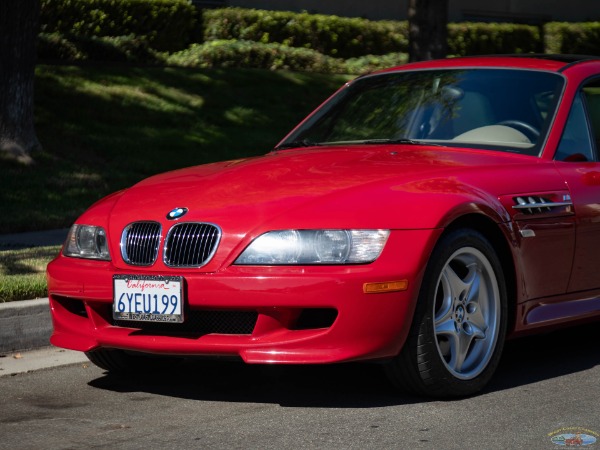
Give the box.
[235,229,389,265]
[63,224,111,260]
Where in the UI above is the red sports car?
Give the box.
[47,55,600,397]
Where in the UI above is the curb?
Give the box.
[0,298,52,353]
[0,229,69,354]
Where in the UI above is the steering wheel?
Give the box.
[496,120,540,142]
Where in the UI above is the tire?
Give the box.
[385,229,507,397]
[85,348,180,374]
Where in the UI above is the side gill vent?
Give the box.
[512,195,572,215]
[514,196,552,214]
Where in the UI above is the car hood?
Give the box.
[99,145,563,269]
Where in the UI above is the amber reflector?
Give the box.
[363,280,408,294]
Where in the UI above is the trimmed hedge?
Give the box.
[201,8,600,57]
[39,0,197,52]
[448,22,541,56]
[38,34,405,74]
[36,2,600,70]
[38,32,167,64]
[167,40,346,72]
[201,8,408,58]
[344,53,408,74]
[545,22,600,55]
[167,40,409,74]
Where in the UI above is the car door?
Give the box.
[553,78,600,292]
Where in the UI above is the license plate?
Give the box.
[113,275,184,323]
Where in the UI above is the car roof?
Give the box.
[375,54,600,74]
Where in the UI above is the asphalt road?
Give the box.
[0,324,598,450]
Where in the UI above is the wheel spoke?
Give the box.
[443,263,468,300]
[466,321,486,341]
[467,301,487,332]
[434,265,458,324]
[446,328,473,373]
[465,266,490,333]
[434,292,454,327]
[435,317,457,337]
[435,264,463,323]
[464,262,481,304]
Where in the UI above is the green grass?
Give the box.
[0,246,61,302]
[0,64,351,233]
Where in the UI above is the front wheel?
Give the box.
[385,229,507,397]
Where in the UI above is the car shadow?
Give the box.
[487,321,600,392]
[88,322,600,407]
[89,360,421,407]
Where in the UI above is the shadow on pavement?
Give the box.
[488,321,600,392]
[89,360,424,408]
[88,322,600,407]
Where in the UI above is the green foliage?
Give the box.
[39,0,197,52]
[201,8,408,58]
[0,274,50,302]
[448,22,541,56]
[38,35,405,75]
[38,32,168,64]
[37,33,86,61]
[0,246,60,303]
[37,3,600,65]
[168,40,346,72]
[168,40,408,74]
[344,53,408,74]
[545,22,600,55]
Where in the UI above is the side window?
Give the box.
[555,94,595,162]
[582,81,600,153]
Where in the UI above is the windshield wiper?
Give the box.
[360,138,424,145]
[274,140,322,150]
[360,138,445,147]
[275,138,438,150]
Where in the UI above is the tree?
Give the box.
[0,0,42,165]
[408,0,449,62]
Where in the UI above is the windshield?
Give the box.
[278,68,564,155]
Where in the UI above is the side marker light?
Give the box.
[363,280,409,294]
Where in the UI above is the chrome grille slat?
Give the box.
[172,224,182,264]
[164,222,221,268]
[121,221,161,266]
[182,223,194,265]
[198,224,209,261]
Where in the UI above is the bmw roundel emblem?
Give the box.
[167,207,188,220]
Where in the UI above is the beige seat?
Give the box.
[452,125,532,147]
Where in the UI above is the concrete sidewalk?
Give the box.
[0,346,88,376]
[1,229,69,353]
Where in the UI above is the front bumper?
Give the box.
[47,229,438,364]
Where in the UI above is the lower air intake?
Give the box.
[113,310,258,335]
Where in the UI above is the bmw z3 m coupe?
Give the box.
[48,55,600,397]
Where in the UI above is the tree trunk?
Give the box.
[408,0,449,62]
[0,0,41,165]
